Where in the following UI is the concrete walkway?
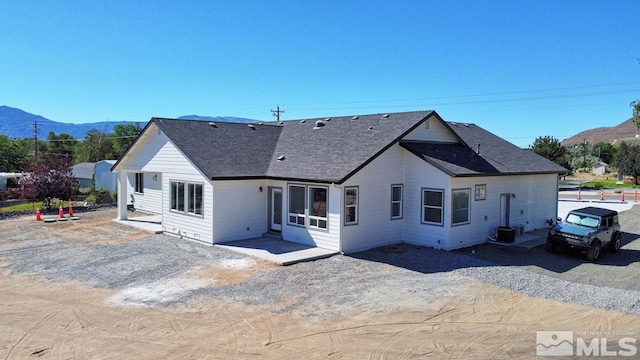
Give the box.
[217,237,339,266]
[113,214,163,234]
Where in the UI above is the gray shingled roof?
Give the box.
[401,122,568,176]
[154,118,283,179]
[72,162,96,179]
[125,111,565,183]
[152,111,436,183]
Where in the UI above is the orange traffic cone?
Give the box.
[68,199,74,217]
[59,205,65,218]
[36,208,41,221]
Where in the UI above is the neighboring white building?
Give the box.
[111,111,567,253]
[0,172,24,191]
[72,160,117,193]
[592,162,609,176]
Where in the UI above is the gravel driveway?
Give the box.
[1,206,639,317]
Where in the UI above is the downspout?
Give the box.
[332,183,345,254]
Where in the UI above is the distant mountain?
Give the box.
[0,106,259,139]
[177,115,255,123]
[562,118,640,146]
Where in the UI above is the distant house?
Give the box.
[592,162,608,176]
[72,160,117,193]
[111,111,567,253]
[71,162,95,188]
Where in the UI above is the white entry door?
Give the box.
[271,188,282,231]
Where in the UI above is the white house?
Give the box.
[111,111,567,253]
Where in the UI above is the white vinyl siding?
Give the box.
[341,145,405,253]
[119,125,213,243]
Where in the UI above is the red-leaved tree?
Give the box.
[21,156,77,209]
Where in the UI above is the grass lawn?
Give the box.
[580,179,640,189]
[0,201,43,214]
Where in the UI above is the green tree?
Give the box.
[614,142,640,185]
[590,141,616,164]
[632,100,640,130]
[45,131,78,160]
[75,129,115,163]
[0,135,30,172]
[111,123,141,158]
[530,135,569,169]
[21,155,76,209]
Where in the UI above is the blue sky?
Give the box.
[1,1,639,147]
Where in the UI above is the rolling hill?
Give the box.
[0,106,257,139]
[561,118,640,146]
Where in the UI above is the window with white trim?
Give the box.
[288,185,306,226]
[452,188,470,225]
[287,184,329,229]
[170,181,203,215]
[134,172,144,194]
[309,187,328,229]
[422,188,443,225]
[344,187,358,225]
[187,183,203,215]
[391,184,403,219]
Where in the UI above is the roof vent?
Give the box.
[248,124,255,129]
[351,116,359,121]
[313,120,325,129]
[464,123,469,128]
[277,155,286,161]
[382,114,390,119]
[368,126,373,130]
[208,122,217,128]
[324,117,331,121]
[451,122,457,127]
[300,119,306,123]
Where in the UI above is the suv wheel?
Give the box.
[546,238,556,253]
[608,233,621,253]
[586,240,601,262]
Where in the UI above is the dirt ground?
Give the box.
[1,210,639,359]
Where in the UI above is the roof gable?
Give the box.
[402,122,568,176]
[153,118,283,179]
[266,111,435,183]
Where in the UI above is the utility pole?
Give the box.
[583,138,587,169]
[33,121,39,162]
[271,105,284,123]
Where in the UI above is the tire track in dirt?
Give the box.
[4,308,60,360]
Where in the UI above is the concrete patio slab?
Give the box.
[217,237,339,266]
[113,215,162,234]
